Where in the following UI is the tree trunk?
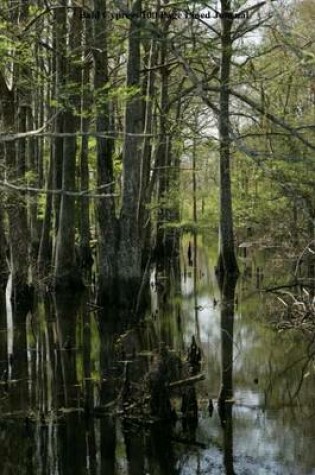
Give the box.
[54,112,81,288]
[38,13,61,278]
[38,155,53,277]
[54,6,83,289]
[217,0,239,276]
[164,101,182,262]
[155,35,170,263]
[138,39,158,268]
[0,74,29,296]
[118,0,143,290]
[93,0,118,303]
[52,4,66,257]
[0,195,8,289]
[79,64,92,271]
[154,21,180,266]
[27,108,40,259]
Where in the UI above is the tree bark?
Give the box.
[27,108,40,259]
[38,154,53,277]
[54,6,83,289]
[217,1,239,275]
[155,30,170,262]
[138,39,158,268]
[79,59,92,270]
[93,0,118,303]
[38,12,61,278]
[0,192,8,289]
[0,73,29,295]
[52,4,66,256]
[54,112,81,288]
[118,0,143,289]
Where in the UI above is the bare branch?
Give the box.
[0,111,61,141]
[0,129,161,142]
[0,179,118,199]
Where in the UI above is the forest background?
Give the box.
[0,0,314,308]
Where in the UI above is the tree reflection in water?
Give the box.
[218,273,238,475]
[2,249,315,474]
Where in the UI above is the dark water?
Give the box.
[0,244,315,475]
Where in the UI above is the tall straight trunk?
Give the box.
[38,17,55,278]
[193,112,197,228]
[37,54,45,190]
[0,136,6,275]
[118,0,143,284]
[93,0,118,302]
[79,16,93,271]
[0,75,29,293]
[164,99,183,261]
[38,155,53,277]
[79,60,92,270]
[138,40,158,266]
[53,115,64,243]
[54,111,80,287]
[54,6,82,289]
[155,38,171,262]
[217,0,239,275]
[154,17,181,264]
[15,94,30,281]
[6,141,29,292]
[0,194,8,289]
[192,111,198,280]
[52,4,66,252]
[27,108,40,259]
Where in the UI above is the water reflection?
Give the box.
[218,274,238,475]
[146,423,178,475]
[0,246,315,474]
[54,292,82,408]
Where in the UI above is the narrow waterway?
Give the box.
[0,242,314,474]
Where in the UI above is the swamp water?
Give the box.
[0,245,314,475]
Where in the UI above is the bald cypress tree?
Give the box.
[54,5,83,289]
